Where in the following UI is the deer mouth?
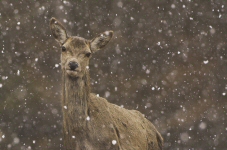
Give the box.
[66,69,78,72]
[66,69,80,76]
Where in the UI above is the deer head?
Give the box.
[50,17,113,78]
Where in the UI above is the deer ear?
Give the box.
[49,17,68,45]
[90,31,113,53]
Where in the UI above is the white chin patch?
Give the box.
[66,70,79,77]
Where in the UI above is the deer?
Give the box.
[49,17,163,150]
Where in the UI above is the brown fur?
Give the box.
[50,17,163,150]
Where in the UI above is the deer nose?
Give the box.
[68,61,78,70]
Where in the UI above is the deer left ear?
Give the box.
[90,31,113,53]
[50,17,68,45]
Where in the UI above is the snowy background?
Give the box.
[0,0,227,149]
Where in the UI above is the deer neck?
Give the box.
[62,70,90,128]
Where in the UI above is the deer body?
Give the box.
[50,18,163,150]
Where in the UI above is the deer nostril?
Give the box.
[68,61,78,70]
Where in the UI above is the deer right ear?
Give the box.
[90,31,113,53]
[49,17,68,45]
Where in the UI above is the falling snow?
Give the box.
[112,140,117,145]
[17,70,20,76]
[86,116,90,121]
[0,1,226,150]
[55,64,59,68]
[199,122,207,130]
[203,60,209,64]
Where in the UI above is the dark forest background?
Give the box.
[0,0,227,149]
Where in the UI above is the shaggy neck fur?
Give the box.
[61,70,90,146]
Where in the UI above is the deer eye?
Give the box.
[85,52,91,57]
[62,46,66,52]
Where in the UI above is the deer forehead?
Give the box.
[64,36,91,53]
